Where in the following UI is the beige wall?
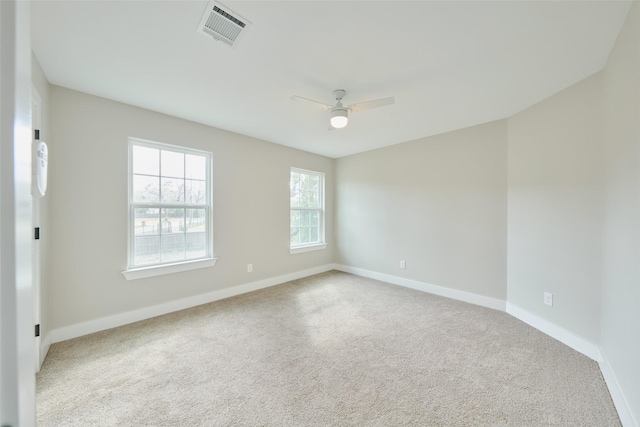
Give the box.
[506,73,603,344]
[601,1,640,422]
[335,121,508,300]
[49,86,334,330]
[505,4,640,418]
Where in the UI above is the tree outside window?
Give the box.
[290,168,324,248]
[129,139,212,268]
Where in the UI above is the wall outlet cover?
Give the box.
[544,292,553,307]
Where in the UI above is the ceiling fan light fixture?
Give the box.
[330,108,348,129]
[291,89,394,131]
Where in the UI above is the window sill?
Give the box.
[289,243,327,255]
[122,258,218,281]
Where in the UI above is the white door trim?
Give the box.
[0,1,36,425]
[32,84,42,372]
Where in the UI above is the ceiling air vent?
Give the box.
[198,1,251,47]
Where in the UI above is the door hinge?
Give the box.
[35,227,40,240]
[35,324,40,337]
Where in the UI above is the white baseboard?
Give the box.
[51,264,337,343]
[599,350,638,427]
[506,302,601,361]
[334,264,506,312]
[39,332,52,369]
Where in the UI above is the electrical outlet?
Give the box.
[544,292,553,307]
[247,264,253,273]
[400,260,406,269]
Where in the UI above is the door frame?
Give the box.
[0,0,37,425]
[32,85,42,372]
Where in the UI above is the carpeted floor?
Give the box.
[37,271,620,426]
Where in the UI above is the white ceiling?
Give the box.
[31,0,631,158]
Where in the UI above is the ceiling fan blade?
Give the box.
[348,96,395,113]
[290,95,333,110]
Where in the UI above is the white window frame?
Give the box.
[123,138,216,280]
[289,167,327,254]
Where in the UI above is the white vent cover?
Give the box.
[198,1,251,47]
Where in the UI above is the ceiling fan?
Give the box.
[291,89,395,130]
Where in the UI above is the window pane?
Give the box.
[186,208,206,258]
[161,233,185,262]
[291,172,300,191]
[133,175,160,203]
[185,179,207,204]
[186,154,206,180]
[301,174,310,192]
[186,233,206,259]
[161,178,184,203]
[290,169,324,249]
[161,208,184,234]
[289,170,321,209]
[130,140,213,268]
[161,150,184,179]
[291,210,300,227]
[133,146,159,176]
[310,210,319,227]
[290,172,300,208]
[290,227,300,246]
[300,227,310,244]
[133,208,160,265]
[298,192,309,208]
[293,190,301,208]
[134,208,160,236]
[310,226,319,243]
[309,175,319,192]
[134,235,160,266]
[160,208,185,262]
[186,208,206,232]
[301,211,309,226]
[308,191,319,208]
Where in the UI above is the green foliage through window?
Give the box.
[290,168,324,247]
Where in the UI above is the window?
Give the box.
[127,138,213,273]
[290,168,326,254]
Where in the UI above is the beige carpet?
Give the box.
[37,271,620,426]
